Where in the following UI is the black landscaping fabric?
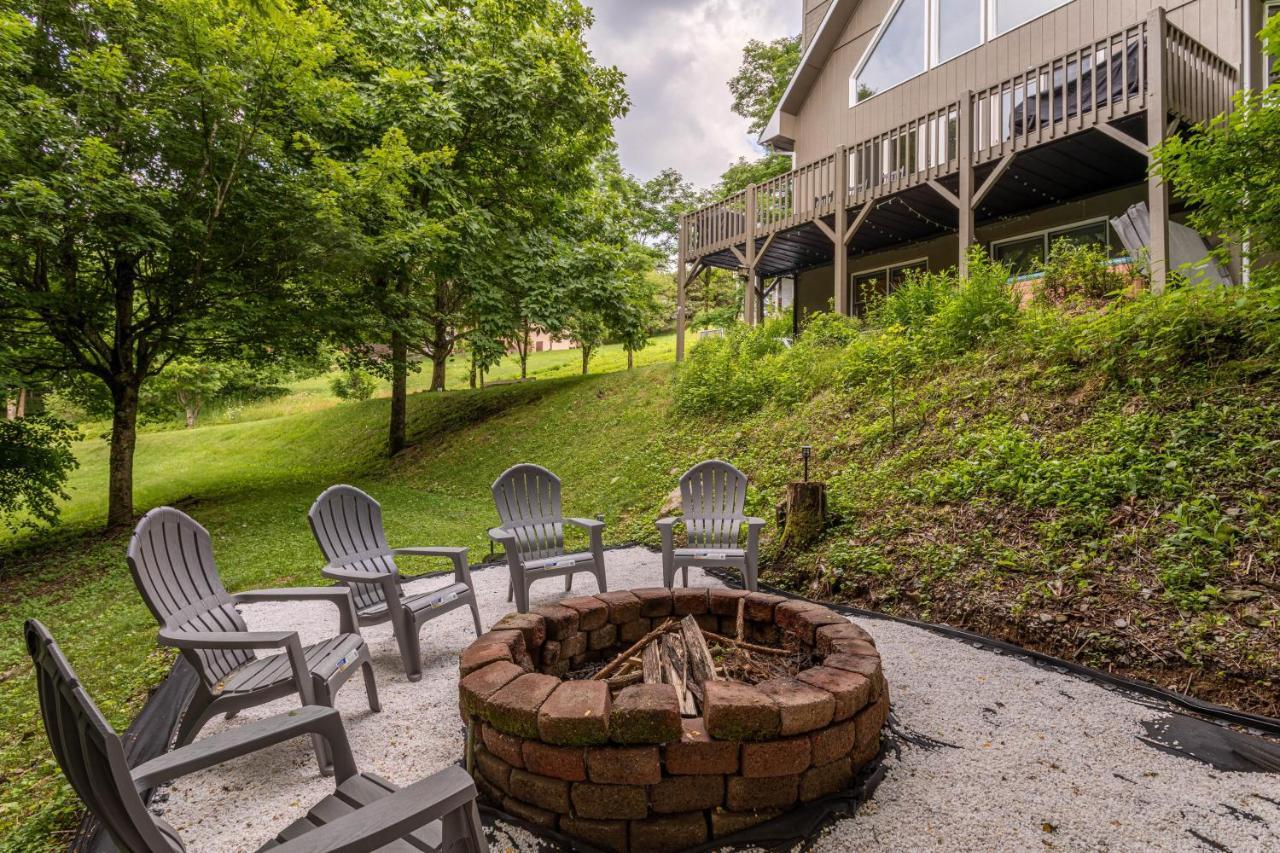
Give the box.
[68,552,1280,852]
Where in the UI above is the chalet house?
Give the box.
[675,0,1277,357]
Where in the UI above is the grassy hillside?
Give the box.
[3,285,1279,846]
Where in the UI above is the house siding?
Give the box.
[792,0,1242,164]
[803,0,835,51]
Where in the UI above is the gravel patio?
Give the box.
[152,547,1280,852]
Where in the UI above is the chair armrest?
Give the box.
[130,706,356,790]
[487,527,516,544]
[393,547,472,587]
[322,565,396,585]
[158,628,296,651]
[236,588,358,635]
[270,767,480,853]
[566,517,604,532]
[655,517,682,532]
[566,518,605,555]
[743,517,767,529]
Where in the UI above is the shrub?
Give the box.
[867,268,953,331]
[1039,239,1129,302]
[0,416,80,532]
[927,249,1019,355]
[330,368,378,401]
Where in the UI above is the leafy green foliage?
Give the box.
[0,417,79,532]
[329,368,378,402]
[712,153,795,200]
[727,35,802,138]
[1039,239,1130,301]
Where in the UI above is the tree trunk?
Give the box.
[5,392,15,421]
[185,406,198,429]
[778,481,826,552]
[428,313,449,392]
[469,354,477,390]
[389,276,410,455]
[107,381,140,529]
[581,346,590,375]
[16,387,25,418]
[627,349,634,370]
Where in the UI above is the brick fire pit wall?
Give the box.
[458,587,889,853]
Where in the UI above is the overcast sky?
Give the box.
[585,1,797,189]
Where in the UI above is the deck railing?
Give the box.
[686,15,1237,259]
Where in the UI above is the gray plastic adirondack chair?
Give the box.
[656,460,766,592]
[489,464,607,613]
[24,620,488,853]
[127,507,379,776]
[308,485,482,682]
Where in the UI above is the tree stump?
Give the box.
[779,481,826,552]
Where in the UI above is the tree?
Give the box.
[713,153,795,199]
[631,167,698,255]
[728,36,801,138]
[143,360,232,430]
[0,415,78,532]
[1155,14,1280,287]
[0,0,350,526]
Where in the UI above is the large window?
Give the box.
[935,0,984,64]
[991,0,1069,36]
[991,219,1123,276]
[854,0,927,102]
[852,0,1071,104]
[848,260,929,316]
[1267,3,1279,86]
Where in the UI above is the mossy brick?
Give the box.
[629,811,709,852]
[755,677,835,736]
[694,613,719,634]
[822,654,884,701]
[703,681,780,741]
[474,746,513,794]
[493,612,547,653]
[810,720,857,766]
[796,666,872,721]
[588,623,618,651]
[587,745,662,785]
[650,773,725,813]
[630,586,674,618]
[773,600,827,643]
[596,590,643,624]
[665,716,739,775]
[571,782,649,820]
[460,641,515,676]
[559,816,628,853]
[502,795,558,829]
[509,768,571,813]
[474,772,505,806]
[726,774,799,811]
[471,629,533,670]
[537,680,610,746]
[742,592,787,621]
[815,622,877,654]
[522,741,587,781]
[745,621,782,646]
[561,631,588,659]
[541,640,562,666]
[480,722,525,768]
[531,603,580,640]
[619,617,653,643]
[459,661,524,716]
[853,693,889,766]
[711,807,782,838]
[562,596,609,630]
[671,587,710,615]
[707,587,750,616]
[800,758,853,802]
[741,735,812,778]
[486,673,560,737]
[789,608,849,646]
[610,684,682,744]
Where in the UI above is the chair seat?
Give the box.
[220,634,366,696]
[359,582,472,620]
[259,772,443,852]
[522,552,595,572]
[675,547,745,561]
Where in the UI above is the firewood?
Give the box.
[702,630,793,656]
[642,640,662,684]
[592,619,676,681]
[608,671,643,689]
[735,598,745,641]
[659,633,697,715]
[678,615,718,702]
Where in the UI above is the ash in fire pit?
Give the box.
[458,587,889,852]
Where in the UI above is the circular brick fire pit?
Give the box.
[458,587,889,852]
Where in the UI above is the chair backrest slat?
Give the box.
[308,486,398,612]
[25,620,183,852]
[127,508,253,688]
[492,464,566,561]
[680,461,748,549]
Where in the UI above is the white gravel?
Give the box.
[153,548,1279,852]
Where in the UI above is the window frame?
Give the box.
[851,0,1073,105]
[846,256,931,315]
[989,216,1126,279]
[1266,2,1280,86]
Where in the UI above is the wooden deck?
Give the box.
[681,14,1236,275]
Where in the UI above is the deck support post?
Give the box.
[957,91,975,280]
[833,146,849,315]
[1146,7,1171,295]
[744,184,758,325]
[676,213,688,361]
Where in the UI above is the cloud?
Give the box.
[585,0,797,189]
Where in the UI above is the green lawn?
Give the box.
[0,338,682,849]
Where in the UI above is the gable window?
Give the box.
[852,0,1071,104]
[854,0,928,103]
[935,0,984,64]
